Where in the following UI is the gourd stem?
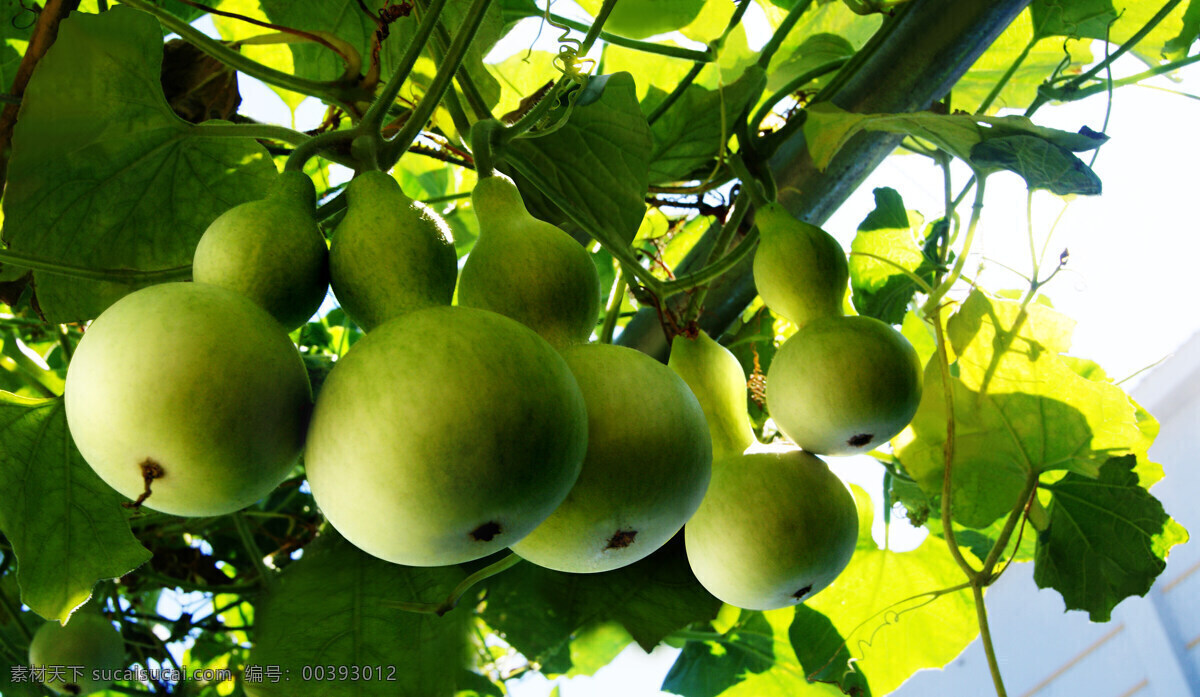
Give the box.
[758,0,816,69]
[381,0,494,167]
[359,0,450,134]
[680,190,752,321]
[975,583,1009,697]
[502,0,618,141]
[600,266,627,343]
[233,512,276,590]
[647,0,756,127]
[381,552,524,615]
[750,58,849,133]
[727,154,769,209]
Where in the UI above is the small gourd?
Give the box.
[192,170,329,331]
[329,171,458,331]
[458,174,601,349]
[752,202,848,329]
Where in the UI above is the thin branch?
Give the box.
[233,512,275,590]
[974,583,1009,697]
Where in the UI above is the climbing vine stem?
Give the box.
[381,553,523,616]
[381,0,495,167]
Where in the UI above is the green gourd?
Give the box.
[192,170,329,331]
[766,315,922,456]
[511,343,711,573]
[668,330,755,458]
[29,611,125,695]
[64,282,312,517]
[752,202,848,328]
[458,174,601,349]
[685,443,859,610]
[329,171,457,331]
[304,306,588,567]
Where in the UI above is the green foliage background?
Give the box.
[0,0,1194,695]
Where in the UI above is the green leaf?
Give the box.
[1033,0,1189,65]
[456,669,505,696]
[848,187,937,324]
[759,0,881,77]
[0,393,151,621]
[766,33,856,93]
[648,66,767,185]
[0,3,33,92]
[969,135,1102,195]
[789,605,871,696]
[896,291,1151,528]
[246,531,470,697]
[568,622,634,677]
[955,10,1094,114]
[0,6,276,322]
[662,612,776,697]
[1034,455,1188,621]
[803,104,1104,194]
[1164,0,1200,57]
[802,537,977,696]
[1031,0,1118,40]
[502,72,652,245]
[481,537,721,674]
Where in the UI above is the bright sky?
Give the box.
[191,7,1200,696]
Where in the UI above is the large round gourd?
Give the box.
[64,282,312,517]
[685,444,859,610]
[304,306,588,567]
[511,343,712,573]
[766,315,922,456]
[29,612,125,695]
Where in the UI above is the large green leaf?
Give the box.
[803,104,1106,195]
[956,9,1094,114]
[847,187,938,324]
[480,537,721,675]
[0,393,151,621]
[0,6,275,322]
[896,291,1152,528]
[969,135,1102,195]
[801,537,977,697]
[647,66,767,185]
[246,531,470,697]
[1034,455,1188,622]
[1033,0,1189,65]
[1031,0,1118,41]
[1164,0,1200,57]
[758,0,881,79]
[502,72,652,246]
[789,605,871,696]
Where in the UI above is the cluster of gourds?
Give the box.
[44,164,924,689]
